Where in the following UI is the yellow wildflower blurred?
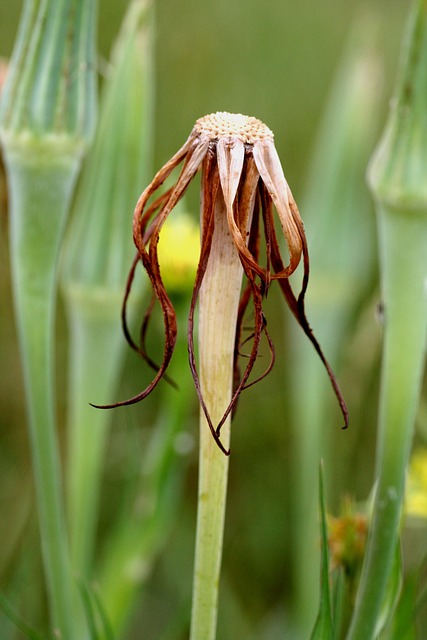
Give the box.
[328,496,368,579]
[405,448,427,519]
[157,210,199,292]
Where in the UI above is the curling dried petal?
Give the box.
[253,139,303,276]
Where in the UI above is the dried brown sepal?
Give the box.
[95,112,349,449]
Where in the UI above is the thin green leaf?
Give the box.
[0,592,45,640]
[78,581,101,640]
[310,462,334,640]
[381,573,417,640]
[332,568,345,640]
[90,589,116,640]
[375,543,403,638]
[78,580,116,640]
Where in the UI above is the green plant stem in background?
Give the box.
[64,290,125,574]
[0,0,97,636]
[310,463,334,639]
[347,1,427,637]
[347,213,427,640]
[6,152,83,639]
[190,181,248,640]
[97,328,192,635]
[288,17,381,636]
[62,0,155,580]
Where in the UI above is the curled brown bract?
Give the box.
[93,112,348,451]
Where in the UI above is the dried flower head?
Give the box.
[96,112,348,451]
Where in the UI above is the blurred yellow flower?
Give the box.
[328,497,368,579]
[405,448,427,519]
[157,210,199,292]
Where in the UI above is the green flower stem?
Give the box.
[61,0,154,579]
[1,0,97,634]
[190,423,230,640]
[65,288,125,575]
[288,20,381,635]
[190,189,245,640]
[97,328,191,635]
[347,1,427,636]
[6,144,84,639]
[347,208,427,640]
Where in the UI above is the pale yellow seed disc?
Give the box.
[194,111,274,145]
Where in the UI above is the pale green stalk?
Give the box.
[92,208,198,632]
[97,329,192,635]
[347,1,427,637]
[63,290,125,574]
[61,0,155,580]
[288,18,381,636]
[190,180,248,640]
[6,154,82,640]
[0,0,97,636]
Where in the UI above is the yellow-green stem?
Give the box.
[6,145,84,639]
[347,1,427,634]
[65,287,125,576]
[62,0,154,580]
[190,184,248,640]
[97,330,192,636]
[346,207,427,639]
[1,0,96,634]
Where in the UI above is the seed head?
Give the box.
[194,112,274,144]
[94,112,348,452]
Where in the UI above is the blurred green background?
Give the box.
[0,0,418,638]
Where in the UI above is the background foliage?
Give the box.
[1,1,424,638]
